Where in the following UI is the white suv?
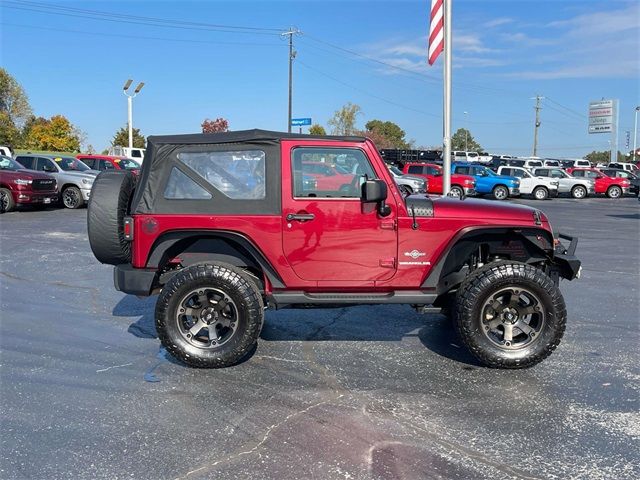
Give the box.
[497,166,559,200]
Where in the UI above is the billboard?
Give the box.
[588,100,616,134]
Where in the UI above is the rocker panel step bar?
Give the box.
[270,291,438,306]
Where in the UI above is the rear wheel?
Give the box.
[533,186,548,200]
[0,188,15,212]
[448,185,464,198]
[155,263,264,368]
[454,261,566,368]
[571,185,587,199]
[606,185,622,198]
[492,185,509,200]
[62,186,84,209]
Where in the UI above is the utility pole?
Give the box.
[531,95,544,157]
[282,28,301,133]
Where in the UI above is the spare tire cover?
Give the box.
[87,170,136,265]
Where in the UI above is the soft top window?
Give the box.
[178,150,266,200]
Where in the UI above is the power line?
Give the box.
[3,1,284,35]
[1,22,286,47]
[544,96,585,120]
[296,59,441,118]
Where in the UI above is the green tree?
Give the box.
[0,68,32,127]
[584,150,625,164]
[451,128,482,151]
[23,115,81,152]
[0,112,20,147]
[309,124,326,135]
[364,119,411,149]
[328,103,362,135]
[111,125,146,148]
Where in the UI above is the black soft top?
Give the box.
[147,129,366,145]
[131,129,367,216]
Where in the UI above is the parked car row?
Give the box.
[0,153,141,212]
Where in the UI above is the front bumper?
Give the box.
[114,264,157,296]
[509,187,521,196]
[463,187,476,196]
[81,188,92,201]
[553,233,581,281]
[15,192,59,205]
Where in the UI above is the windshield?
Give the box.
[528,161,543,167]
[115,158,141,170]
[54,157,91,171]
[0,156,25,170]
[388,165,402,176]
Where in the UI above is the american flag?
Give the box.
[428,0,444,65]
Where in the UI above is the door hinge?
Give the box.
[380,219,396,230]
[379,258,396,268]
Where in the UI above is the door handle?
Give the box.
[286,213,315,222]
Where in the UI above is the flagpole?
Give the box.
[442,0,452,195]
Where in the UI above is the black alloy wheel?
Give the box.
[62,186,83,209]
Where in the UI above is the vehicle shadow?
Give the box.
[606,213,640,220]
[112,297,480,367]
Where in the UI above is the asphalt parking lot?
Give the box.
[1,197,638,480]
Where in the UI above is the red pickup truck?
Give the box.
[402,162,475,197]
[0,156,58,212]
[566,167,630,198]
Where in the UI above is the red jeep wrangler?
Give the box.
[88,130,580,369]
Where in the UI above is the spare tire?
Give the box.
[87,170,135,265]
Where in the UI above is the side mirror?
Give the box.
[361,179,391,217]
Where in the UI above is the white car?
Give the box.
[497,166,559,200]
[608,162,638,173]
[532,168,595,199]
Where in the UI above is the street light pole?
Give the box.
[123,79,145,150]
[463,111,468,151]
[633,106,640,163]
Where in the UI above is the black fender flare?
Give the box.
[146,230,285,289]
[422,226,555,294]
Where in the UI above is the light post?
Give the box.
[123,79,145,150]
[463,111,468,151]
[634,106,640,163]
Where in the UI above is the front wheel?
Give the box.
[0,188,15,212]
[454,262,566,369]
[492,185,509,200]
[606,185,622,198]
[448,185,464,198]
[571,185,587,199]
[155,263,264,368]
[62,186,84,209]
[532,186,548,200]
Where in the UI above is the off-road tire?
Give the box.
[606,185,622,199]
[155,263,264,368]
[454,261,566,369]
[571,185,587,199]
[492,185,509,200]
[532,186,549,200]
[0,188,15,213]
[449,185,464,198]
[62,186,84,209]
[87,171,135,265]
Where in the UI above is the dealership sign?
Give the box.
[588,100,616,134]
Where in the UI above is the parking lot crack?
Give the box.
[177,394,344,479]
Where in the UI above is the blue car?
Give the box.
[451,162,520,200]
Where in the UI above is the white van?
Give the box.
[108,146,146,162]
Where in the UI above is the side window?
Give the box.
[456,166,470,175]
[550,170,563,178]
[16,156,33,169]
[501,168,513,176]
[36,158,55,171]
[572,170,584,177]
[100,160,115,170]
[164,167,212,200]
[426,166,439,175]
[292,147,375,198]
[537,169,549,177]
[178,150,266,200]
[407,165,423,174]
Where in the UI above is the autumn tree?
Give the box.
[23,115,81,152]
[0,69,33,148]
[363,119,411,149]
[0,112,20,147]
[111,125,146,148]
[202,117,229,133]
[451,128,482,151]
[328,103,362,135]
[309,124,326,135]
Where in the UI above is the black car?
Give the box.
[600,168,640,195]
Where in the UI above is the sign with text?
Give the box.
[291,117,312,126]
[588,100,615,134]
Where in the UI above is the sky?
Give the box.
[1,0,639,158]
